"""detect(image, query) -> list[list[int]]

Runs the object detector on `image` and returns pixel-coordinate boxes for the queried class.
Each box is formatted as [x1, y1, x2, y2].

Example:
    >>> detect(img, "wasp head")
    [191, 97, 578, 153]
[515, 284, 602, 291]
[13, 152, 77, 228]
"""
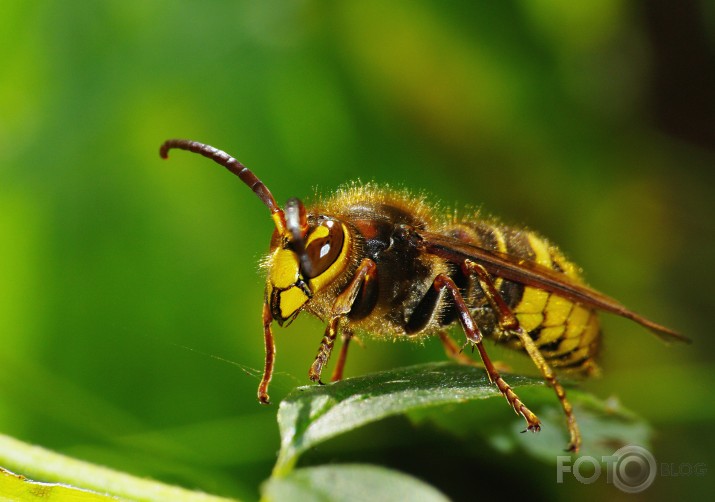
[158, 139, 351, 326]
[266, 197, 349, 325]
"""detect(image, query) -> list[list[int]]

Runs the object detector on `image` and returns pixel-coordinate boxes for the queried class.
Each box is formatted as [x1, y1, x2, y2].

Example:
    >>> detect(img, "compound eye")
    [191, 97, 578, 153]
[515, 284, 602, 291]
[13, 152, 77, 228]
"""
[303, 219, 344, 279]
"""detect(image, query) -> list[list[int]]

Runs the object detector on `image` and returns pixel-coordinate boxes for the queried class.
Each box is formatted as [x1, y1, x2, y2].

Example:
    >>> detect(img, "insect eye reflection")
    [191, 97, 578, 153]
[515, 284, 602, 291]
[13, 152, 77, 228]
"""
[303, 220, 344, 279]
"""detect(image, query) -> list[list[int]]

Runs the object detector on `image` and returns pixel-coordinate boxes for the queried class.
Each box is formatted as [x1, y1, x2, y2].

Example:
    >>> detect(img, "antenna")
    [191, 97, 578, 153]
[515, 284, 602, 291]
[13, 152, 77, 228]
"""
[159, 139, 286, 233]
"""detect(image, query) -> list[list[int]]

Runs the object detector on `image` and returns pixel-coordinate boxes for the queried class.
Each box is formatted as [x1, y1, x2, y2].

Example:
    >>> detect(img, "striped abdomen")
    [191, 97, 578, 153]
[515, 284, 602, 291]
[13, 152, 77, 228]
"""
[444, 220, 600, 374]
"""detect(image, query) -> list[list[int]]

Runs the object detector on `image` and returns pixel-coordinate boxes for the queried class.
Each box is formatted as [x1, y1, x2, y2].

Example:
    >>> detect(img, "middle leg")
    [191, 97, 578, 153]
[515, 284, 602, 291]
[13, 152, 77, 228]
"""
[439, 331, 512, 373]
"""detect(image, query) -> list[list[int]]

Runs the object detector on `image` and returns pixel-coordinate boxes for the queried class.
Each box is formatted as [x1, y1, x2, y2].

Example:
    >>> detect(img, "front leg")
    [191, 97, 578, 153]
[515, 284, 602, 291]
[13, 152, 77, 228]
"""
[308, 258, 377, 384]
[309, 316, 340, 384]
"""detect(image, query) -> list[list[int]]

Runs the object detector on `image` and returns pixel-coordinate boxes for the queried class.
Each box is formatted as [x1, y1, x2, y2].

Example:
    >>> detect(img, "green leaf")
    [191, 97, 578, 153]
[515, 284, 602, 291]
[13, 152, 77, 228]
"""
[274, 362, 650, 475]
[1, 467, 115, 502]
[274, 361, 540, 474]
[261, 464, 449, 502]
[409, 390, 651, 462]
[0, 434, 238, 502]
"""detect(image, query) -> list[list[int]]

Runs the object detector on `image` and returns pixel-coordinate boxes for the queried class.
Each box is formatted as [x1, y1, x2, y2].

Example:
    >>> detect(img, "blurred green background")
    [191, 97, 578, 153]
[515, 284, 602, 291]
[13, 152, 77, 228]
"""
[1, 1, 714, 500]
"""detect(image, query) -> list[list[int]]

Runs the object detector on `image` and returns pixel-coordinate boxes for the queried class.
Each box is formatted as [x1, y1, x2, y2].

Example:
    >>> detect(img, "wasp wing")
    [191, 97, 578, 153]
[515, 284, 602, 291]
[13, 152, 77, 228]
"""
[422, 232, 689, 343]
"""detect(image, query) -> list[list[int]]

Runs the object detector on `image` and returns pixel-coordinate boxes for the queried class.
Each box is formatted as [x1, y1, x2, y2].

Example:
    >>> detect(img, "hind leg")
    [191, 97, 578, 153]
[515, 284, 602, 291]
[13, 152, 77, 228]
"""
[407, 274, 541, 434]
[462, 259, 581, 452]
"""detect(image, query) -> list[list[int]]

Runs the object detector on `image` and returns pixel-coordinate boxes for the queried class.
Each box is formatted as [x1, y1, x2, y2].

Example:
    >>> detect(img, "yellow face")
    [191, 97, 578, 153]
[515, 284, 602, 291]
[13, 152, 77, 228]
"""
[266, 219, 350, 325]
[267, 247, 311, 324]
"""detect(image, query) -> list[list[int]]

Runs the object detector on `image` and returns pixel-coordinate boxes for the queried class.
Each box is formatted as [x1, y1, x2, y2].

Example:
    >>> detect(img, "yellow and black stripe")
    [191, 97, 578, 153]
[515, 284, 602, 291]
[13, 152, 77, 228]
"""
[445, 220, 600, 374]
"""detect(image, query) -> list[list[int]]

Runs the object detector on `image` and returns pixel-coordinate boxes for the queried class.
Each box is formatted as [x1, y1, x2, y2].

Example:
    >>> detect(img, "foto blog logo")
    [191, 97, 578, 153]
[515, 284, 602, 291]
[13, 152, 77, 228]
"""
[556, 445, 657, 493]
